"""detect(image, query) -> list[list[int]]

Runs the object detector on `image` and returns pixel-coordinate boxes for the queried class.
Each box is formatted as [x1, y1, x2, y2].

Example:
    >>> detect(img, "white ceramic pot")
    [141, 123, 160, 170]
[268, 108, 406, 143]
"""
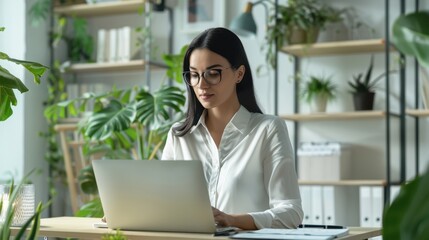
[310, 94, 328, 113]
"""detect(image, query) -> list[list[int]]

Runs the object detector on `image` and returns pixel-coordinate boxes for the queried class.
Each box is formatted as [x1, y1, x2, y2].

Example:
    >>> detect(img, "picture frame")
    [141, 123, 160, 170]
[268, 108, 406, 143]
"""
[182, 0, 225, 34]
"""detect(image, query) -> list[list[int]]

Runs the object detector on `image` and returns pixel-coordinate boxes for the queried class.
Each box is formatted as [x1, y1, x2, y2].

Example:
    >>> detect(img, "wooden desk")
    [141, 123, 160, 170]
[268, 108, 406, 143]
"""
[11, 217, 382, 240]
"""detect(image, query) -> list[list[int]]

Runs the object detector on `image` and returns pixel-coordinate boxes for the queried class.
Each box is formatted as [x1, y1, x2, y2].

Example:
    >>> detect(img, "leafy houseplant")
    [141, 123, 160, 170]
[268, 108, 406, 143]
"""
[381, 10, 429, 240]
[0, 27, 48, 121]
[348, 55, 394, 111]
[265, 0, 343, 68]
[302, 75, 336, 112]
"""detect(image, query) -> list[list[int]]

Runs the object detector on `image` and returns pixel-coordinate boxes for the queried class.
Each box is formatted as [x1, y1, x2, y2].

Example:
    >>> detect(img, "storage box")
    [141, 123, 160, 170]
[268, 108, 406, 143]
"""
[297, 142, 351, 181]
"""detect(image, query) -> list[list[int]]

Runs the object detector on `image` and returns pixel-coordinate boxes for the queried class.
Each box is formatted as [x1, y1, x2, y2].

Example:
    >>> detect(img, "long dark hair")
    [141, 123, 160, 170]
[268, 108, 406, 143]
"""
[173, 27, 263, 136]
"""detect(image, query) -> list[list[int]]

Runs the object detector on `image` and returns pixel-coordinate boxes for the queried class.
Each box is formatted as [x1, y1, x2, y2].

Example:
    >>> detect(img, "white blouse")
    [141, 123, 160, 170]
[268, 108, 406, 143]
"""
[161, 106, 303, 229]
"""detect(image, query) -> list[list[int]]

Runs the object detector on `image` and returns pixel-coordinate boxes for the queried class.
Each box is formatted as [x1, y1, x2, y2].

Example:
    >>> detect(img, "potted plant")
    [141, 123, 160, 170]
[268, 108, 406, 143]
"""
[265, 0, 344, 68]
[302, 75, 336, 113]
[348, 55, 393, 111]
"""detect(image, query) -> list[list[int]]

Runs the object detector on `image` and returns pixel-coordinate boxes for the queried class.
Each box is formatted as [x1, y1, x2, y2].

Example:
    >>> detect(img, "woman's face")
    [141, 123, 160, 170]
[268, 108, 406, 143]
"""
[188, 48, 244, 110]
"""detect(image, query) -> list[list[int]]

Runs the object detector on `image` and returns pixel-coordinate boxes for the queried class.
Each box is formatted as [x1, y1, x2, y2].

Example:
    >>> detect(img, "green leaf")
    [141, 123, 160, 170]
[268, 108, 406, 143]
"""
[0, 88, 14, 121]
[78, 165, 98, 195]
[6, 57, 48, 84]
[85, 100, 137, 140]
[0, 66, 29, 93]
[383, 167, 429, 240]
[392, 11, 429, 68]
[75, 198, 104, 217]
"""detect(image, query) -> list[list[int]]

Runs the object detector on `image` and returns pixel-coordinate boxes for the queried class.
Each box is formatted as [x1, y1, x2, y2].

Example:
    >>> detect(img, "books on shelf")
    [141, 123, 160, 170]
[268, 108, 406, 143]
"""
[96, 26, 141, 63]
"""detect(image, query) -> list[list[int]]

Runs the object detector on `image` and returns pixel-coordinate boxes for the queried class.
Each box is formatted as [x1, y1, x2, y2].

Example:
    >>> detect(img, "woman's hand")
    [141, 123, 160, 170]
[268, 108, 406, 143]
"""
[212, 207, 257, 230]
[212, 207, 235, 227]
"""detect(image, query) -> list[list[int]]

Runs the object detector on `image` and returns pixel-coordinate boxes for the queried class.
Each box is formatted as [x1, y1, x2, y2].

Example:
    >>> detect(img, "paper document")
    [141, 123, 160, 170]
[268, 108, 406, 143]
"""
[231, 227, 349, 240]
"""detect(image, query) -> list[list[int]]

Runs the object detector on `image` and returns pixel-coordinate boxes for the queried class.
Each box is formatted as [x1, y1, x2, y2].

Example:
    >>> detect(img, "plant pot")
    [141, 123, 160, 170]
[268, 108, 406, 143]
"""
[286, 26, 320, 45]
[310, 94, 328, 113]
[353, 92, 375, 111]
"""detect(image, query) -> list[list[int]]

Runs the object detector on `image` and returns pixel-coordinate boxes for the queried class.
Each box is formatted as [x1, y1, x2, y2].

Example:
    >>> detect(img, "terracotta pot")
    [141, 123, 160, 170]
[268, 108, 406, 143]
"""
[353, 92, 375, 111]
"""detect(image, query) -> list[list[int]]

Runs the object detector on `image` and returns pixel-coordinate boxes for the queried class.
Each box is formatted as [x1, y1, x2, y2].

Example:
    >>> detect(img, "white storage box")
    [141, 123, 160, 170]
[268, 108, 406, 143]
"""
[297, 142, 351, 181]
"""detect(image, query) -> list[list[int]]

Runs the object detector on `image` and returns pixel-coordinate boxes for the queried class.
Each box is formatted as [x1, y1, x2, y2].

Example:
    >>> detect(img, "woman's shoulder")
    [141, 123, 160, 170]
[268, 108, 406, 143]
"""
[249, 112, 287, 129]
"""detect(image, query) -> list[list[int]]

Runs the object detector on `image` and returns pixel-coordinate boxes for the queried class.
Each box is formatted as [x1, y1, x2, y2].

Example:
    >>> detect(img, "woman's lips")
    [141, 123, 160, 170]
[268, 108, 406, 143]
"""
[199, 93, 214, 100]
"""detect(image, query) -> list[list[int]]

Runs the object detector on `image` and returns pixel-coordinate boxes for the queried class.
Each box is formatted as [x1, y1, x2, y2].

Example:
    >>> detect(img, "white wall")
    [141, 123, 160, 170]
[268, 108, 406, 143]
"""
[0, 0, 50, 216]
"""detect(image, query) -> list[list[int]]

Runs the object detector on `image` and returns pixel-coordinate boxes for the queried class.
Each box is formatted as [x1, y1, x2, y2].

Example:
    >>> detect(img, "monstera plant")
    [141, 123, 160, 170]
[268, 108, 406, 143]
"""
[382, 11, 429, 240]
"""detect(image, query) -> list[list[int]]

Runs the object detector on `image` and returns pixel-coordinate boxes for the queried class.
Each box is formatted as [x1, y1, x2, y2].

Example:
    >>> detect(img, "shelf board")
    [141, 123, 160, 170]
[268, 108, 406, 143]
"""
[298, 179, 386, 186]
[280, 39, 393, 57]
[54, 0, 144, 17]
[406, 109, 429, 117]
[280, 110, 386, 121]
[66, 60, 163, 73]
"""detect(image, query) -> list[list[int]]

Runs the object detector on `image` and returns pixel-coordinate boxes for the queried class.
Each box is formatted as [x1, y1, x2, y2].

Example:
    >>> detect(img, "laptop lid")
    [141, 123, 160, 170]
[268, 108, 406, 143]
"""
[92, 160, 216, 233]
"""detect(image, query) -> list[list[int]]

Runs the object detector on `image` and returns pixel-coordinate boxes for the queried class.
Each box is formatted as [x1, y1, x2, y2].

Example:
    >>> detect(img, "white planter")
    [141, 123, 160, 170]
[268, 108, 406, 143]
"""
[310, 94, 328, 113]
[0, 184, 35, 226]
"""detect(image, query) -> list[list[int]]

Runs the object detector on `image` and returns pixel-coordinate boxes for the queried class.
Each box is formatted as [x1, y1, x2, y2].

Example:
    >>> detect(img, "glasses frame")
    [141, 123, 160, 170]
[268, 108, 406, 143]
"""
[182, 67, 232, 87]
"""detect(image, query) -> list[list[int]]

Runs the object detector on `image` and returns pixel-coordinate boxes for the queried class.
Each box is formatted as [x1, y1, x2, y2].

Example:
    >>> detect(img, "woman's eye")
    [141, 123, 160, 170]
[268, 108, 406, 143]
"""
[206, 70, 220, 77]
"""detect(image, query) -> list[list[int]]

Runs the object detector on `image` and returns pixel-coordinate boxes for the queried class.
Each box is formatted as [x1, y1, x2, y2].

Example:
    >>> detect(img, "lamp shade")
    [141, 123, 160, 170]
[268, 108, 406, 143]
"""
[229, 2, 257, 37]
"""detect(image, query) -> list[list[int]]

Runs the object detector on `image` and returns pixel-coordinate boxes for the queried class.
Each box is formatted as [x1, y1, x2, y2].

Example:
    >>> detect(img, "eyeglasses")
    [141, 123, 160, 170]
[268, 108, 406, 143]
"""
[182, 67, 231, 87]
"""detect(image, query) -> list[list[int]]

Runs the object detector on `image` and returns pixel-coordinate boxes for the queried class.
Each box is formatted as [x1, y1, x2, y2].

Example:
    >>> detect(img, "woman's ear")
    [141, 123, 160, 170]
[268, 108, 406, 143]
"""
[237, 65, 245, 81]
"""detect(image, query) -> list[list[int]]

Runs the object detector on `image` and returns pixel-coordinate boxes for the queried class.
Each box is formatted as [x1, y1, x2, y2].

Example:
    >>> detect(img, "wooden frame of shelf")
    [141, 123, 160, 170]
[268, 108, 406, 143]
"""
[66, 60, 164, 73]
[280, 39, 393, 57]
[54, 0, 144, 17]
[280, 110, 386, 121]
[406, 109, 429, 117]
[298, 179, 386, 186]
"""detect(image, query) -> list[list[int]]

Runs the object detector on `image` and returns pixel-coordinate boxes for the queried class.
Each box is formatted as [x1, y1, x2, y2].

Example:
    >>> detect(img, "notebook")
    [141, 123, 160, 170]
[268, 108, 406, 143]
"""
[92, 159, 220, 233]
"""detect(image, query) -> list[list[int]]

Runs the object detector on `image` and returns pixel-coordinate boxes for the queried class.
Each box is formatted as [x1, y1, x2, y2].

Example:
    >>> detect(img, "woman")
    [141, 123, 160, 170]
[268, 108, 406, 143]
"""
[161, 27, 303, 230]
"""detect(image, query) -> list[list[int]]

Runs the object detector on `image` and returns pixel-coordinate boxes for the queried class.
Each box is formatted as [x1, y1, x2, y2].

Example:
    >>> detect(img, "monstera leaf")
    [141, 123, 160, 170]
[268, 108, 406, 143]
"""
[392, 11, 429, 68]
[136, 85, 185, 129]
[383, 167, 429, 240]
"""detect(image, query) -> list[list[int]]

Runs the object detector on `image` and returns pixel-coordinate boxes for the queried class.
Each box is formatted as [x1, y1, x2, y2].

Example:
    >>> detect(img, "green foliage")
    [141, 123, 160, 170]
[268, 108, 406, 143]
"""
[302, 75, 336, 102]
[382, 167, 429, 240]
[392, 11, 429, 68]
[265, 0, 344, 68]
[0, 27, 48, 121]
[102, 230, 127, 240]
[75, 198, 104, 218]
[162, 45, 188, 83]
[28, 0, 51, 26]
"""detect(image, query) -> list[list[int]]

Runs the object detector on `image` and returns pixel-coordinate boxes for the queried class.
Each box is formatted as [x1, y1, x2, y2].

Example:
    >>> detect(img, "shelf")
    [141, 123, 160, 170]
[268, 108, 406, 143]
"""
[54, 0, 144, 17]
[406, 109, 429, 117]
[280, 111, 386, 121]
[66, 60, 163, 73]
[298, 179, 386, 186]
[280, 39, 393, 57]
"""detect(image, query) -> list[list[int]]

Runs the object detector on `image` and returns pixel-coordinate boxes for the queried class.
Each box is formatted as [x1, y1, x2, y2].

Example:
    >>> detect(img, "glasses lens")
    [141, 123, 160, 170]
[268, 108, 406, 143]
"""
[203, 70, 221, 85]
[183, 72, 199, 86]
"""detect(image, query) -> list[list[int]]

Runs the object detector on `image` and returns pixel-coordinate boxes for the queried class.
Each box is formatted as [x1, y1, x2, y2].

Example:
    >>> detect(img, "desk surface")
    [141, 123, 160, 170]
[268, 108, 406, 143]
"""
[11, 217, 382, 240]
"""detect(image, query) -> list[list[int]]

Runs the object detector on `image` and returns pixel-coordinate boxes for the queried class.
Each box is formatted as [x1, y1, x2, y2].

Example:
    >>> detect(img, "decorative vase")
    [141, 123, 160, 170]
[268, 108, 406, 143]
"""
[0, 184, 35, 226]
[353, 92, 375, 111]
[310, 94, 328, 113]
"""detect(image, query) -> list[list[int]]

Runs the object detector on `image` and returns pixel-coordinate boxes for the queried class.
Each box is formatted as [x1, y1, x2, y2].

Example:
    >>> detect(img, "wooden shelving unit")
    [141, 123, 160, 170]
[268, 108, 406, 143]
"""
[298, 179, 386, 186]
[280, 39, 394, 57]
[66, 60, 164, 73]
[54, 0, 144, 17]
[280, 110, 386, 121]
[406, 109, 429, 117]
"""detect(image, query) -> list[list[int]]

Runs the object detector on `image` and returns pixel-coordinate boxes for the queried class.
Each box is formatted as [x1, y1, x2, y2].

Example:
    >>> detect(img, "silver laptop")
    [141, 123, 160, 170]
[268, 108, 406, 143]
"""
[92, 159, 217, 233]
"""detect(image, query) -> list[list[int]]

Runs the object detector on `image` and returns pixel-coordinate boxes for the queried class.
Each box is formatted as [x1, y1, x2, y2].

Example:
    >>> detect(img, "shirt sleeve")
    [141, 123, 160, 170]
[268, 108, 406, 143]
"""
[249, 117, 303, 229]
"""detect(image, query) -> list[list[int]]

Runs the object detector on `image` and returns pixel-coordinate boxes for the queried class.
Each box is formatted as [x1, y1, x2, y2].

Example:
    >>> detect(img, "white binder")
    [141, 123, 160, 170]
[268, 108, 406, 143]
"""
[311, 186, 323, 224]
[371, 187, 383, 227]
[322, 186, 335, 225]
[359, 186, 372, 227]
[300, 186, 313, 224]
